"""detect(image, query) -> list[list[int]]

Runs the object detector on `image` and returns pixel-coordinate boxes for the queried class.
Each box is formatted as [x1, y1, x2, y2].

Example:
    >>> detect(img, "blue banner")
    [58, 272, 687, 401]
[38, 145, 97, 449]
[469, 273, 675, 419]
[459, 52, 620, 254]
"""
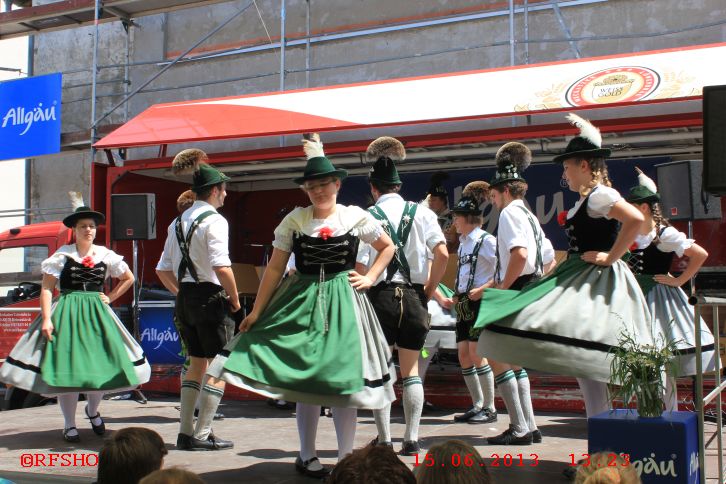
[0, 73, 61, 161]
[339, 157, 669, 250]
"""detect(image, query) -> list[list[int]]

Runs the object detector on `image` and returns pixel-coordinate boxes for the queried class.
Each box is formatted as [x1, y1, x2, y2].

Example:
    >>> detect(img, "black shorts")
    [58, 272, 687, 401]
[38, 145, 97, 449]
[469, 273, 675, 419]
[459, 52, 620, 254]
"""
[511, 273, 540, 291]
[454, 294, 481, 343]
[175, 282, 234, 358]
[368, 282, 430, 351]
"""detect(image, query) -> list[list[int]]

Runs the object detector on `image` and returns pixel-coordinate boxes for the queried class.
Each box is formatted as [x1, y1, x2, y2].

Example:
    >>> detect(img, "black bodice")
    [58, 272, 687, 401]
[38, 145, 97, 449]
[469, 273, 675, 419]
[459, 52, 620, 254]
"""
[292, 232, 359, 275]
[565, 192, 620, 254]
[59, 257, 107, 291]
[628, 229, 675, 275]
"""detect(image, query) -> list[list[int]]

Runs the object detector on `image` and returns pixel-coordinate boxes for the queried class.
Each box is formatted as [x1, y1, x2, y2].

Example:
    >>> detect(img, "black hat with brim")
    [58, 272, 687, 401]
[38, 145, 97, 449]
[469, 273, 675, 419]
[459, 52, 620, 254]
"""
[293, 156, 348, 185]
[490, 164, 527, 187]
[63, 206, 105, 228]
[451, 196, 481, 215]
[553, 136, 611, 163]
[626, 185, 660, 204]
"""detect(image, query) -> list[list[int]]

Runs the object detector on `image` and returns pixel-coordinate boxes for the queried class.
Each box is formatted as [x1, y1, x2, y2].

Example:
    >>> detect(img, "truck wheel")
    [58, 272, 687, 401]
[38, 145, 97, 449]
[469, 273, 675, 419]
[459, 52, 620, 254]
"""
[4, 387, 50, 410]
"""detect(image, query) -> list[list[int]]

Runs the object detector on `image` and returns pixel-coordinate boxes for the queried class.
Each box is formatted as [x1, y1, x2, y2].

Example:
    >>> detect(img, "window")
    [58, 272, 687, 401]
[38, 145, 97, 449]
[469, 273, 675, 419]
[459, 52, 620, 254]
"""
[0, 245, 49, 307]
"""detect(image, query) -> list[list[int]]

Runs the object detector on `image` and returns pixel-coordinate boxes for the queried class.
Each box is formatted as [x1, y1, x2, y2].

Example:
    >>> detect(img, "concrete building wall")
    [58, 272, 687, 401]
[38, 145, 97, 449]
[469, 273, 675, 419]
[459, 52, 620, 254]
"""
[27, 0, 726, 217]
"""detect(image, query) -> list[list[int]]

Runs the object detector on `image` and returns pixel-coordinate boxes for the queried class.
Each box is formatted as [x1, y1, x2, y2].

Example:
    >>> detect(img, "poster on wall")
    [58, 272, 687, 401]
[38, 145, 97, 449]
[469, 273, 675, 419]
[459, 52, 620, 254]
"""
[0, 73, 62, 162]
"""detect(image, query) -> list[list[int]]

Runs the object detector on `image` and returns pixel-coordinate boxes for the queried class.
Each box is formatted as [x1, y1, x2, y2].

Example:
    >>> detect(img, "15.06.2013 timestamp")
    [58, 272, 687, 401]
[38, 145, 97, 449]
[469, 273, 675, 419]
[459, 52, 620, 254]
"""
[414, 453, 540, 468]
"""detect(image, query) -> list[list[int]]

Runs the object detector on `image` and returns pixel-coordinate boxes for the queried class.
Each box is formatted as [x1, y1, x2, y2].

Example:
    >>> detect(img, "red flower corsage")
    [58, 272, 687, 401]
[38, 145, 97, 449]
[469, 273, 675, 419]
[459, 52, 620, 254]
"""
[629, 242, 638, 252]
[318, 226, 334, 241]
[81, 255, 95, 268]
[557, 211, 568, 227]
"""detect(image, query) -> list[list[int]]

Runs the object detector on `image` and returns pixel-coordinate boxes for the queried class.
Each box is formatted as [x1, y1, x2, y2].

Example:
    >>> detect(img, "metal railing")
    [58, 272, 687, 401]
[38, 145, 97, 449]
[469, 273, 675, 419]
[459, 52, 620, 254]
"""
[690, 295, 726, 484]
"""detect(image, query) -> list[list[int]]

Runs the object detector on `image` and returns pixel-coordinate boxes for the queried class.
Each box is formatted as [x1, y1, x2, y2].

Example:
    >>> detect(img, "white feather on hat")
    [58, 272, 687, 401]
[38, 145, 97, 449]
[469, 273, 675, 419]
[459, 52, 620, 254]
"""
[302, 133, 325, 160]
[566, 112, 603, 148]
[68, 191, 84, 210]
[635, 167, 658, 193]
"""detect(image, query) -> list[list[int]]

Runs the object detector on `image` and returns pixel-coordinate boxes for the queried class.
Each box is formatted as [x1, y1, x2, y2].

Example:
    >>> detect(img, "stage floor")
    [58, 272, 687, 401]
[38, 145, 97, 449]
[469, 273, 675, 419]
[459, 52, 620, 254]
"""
[0, 398, 723, 483]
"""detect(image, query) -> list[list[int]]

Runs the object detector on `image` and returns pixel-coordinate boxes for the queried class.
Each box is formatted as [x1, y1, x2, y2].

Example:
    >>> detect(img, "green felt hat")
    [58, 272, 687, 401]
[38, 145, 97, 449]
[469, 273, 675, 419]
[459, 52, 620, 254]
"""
[368, 157, 402, 185]
[626, 185, 660, 204]
[63, 206, 105, 228]
[192, 164, 231, 193]
[451, 196, 481, 215]
[293, 156, 348, 185]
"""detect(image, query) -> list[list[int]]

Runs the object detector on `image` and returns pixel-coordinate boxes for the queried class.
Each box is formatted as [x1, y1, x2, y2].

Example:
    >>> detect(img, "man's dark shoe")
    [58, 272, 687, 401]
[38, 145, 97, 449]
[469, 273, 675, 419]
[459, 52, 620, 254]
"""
[369, 436, 393, 448]
[400, 440, 421, 456]
[487, 428, 533, 445]
[532, 429, 542, 443]
[193, 408, 225, 420]
[454, 406, 481, 422]
[295, 456, 330, 479]
[467, 408, 498, 424]
[176, 433, 193, 450]
[422, 400, 439, 413]
[188, 433, 234, 450]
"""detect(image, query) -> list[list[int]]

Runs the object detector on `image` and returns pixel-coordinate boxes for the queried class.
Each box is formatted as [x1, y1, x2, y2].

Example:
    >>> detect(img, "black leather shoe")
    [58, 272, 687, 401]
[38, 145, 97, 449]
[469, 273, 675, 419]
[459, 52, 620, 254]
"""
[369, 436, 393, 448]
[176, 433, 193, 450]
[532, 429, 542, 443]
[193, 408, 225, 420]
[467, 408, 498, 424]
[422, 400, 439, 413]
[189, 434, 234, 450]
[400, 440, 421, 456]
[295, 456, 330, 479]
[454, 406, 481, 422]
[487, 428, 533, 445]
[84, 405, 105, 435]
[62, 427, 80, 443]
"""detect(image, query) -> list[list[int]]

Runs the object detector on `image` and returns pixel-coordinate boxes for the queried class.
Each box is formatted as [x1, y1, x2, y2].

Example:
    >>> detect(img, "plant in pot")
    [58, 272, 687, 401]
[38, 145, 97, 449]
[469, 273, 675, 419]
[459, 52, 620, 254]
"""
[609, 327, 681, 417]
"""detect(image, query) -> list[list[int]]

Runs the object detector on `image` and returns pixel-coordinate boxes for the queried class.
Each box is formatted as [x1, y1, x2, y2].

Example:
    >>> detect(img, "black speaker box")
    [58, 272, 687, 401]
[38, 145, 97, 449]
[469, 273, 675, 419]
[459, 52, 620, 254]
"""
[703, 85, 726, 196]
[655, 160, 722, 221]
[111, 193, 156, 240]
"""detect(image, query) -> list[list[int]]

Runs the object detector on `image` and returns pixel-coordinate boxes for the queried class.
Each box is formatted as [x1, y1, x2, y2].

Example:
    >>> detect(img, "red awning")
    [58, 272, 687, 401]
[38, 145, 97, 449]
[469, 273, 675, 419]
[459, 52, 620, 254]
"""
[94, 42, 726, 150]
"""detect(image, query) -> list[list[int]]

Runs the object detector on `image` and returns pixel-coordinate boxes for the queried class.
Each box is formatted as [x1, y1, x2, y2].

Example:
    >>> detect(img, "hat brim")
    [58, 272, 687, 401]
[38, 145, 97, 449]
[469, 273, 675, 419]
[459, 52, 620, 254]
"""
[368, 175, 402, 185]
[451, 209, 481, 215]
[63, 211, 105, 228]
[293, 169, 348, 185]
[626, 193, 660, 204]
[489, 176, 527, 187]
[553, 148, 611, 164]
[192, 173, 232, 193]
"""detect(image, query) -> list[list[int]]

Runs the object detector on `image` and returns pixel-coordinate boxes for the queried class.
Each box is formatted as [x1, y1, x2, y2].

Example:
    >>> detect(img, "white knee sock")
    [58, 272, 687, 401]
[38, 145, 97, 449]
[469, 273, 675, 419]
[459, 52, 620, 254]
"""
[477, 365, 495, 412]
[664, 377, 678, 412]
[495, 371, 529, 436]
[332, 407, 357, 461]
[179, 380, 201, 436]
[514, 369, 537, 431]
[296, 403, 321, 461]
[403, 376, 424, 442]
[577, 377, 610, 418]
[373, 403, 392, 443]
[462, 366, 484, 410]
[85, 391, 104, 427]
[193, 383, 224, 440]
[58, 393, 80, 432]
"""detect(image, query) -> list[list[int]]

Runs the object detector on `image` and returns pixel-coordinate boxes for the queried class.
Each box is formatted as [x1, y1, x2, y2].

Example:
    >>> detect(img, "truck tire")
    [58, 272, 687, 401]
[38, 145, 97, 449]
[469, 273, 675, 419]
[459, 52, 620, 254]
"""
[3, 387, 50, 410]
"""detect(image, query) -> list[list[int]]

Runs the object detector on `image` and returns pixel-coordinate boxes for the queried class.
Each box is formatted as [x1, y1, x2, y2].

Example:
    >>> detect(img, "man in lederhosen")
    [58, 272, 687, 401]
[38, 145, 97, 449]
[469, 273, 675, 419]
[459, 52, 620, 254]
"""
[156, 149, 240, 451]
[362, 137, 448, 456]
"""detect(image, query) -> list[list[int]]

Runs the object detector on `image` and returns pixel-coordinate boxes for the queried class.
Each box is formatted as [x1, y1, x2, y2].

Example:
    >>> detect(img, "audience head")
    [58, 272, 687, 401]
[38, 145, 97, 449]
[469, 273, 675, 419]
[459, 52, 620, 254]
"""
[415, 440, 492, 484]
[327, 445, 416, 484]
[139, 468, 205, 484]
[97, 427, 168, 484]
[575, 453, 641, 484]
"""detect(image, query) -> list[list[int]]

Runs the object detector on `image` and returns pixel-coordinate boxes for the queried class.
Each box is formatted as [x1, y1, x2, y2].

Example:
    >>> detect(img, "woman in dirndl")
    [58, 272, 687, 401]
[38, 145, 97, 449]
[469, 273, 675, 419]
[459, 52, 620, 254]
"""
[626, 168, 720, 411]
[207, 134, 396, 479]
[0, 203, 150, 442]
[474, 113, 657, 417]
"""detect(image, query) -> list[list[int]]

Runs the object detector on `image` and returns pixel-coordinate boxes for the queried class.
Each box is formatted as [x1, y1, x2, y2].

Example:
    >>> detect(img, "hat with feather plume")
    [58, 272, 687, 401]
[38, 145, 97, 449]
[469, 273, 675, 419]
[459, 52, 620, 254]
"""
[63, 191, 105, 228]
[490, 142, 532, 187]
[553, 113, 611, 163]
[367, 136, 404, 185]
[293, 133, 347, 185]
[626, 167, 660, 203]
[172, 148, 231, 194]
[452, 181, 490, 214]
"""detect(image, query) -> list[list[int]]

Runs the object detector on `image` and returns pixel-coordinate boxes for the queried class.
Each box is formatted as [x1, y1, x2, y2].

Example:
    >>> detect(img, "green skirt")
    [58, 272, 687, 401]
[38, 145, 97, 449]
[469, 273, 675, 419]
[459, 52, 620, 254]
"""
[474, 257, 655, 382]
[0, 291, 150, 394]
[208, 271, 396, 409]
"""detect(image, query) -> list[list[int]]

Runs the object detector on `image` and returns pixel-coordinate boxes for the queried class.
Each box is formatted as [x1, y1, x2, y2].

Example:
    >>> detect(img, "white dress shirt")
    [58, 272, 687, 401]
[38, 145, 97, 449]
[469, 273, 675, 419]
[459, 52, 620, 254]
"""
[456, 227, 497, 294]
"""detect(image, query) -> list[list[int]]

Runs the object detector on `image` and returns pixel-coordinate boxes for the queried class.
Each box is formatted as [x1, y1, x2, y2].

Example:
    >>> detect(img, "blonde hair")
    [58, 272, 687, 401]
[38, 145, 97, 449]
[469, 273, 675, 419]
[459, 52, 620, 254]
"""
[575, 453, 641, 484]
[578, 157, 612, 196]
[415, 440, 492, 484]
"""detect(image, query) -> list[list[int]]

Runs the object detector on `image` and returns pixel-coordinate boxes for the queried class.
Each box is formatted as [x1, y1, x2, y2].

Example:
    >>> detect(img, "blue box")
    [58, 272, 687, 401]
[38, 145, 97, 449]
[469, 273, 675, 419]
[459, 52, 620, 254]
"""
[138, 302, 185, 365]
[588, 409, 700, 483]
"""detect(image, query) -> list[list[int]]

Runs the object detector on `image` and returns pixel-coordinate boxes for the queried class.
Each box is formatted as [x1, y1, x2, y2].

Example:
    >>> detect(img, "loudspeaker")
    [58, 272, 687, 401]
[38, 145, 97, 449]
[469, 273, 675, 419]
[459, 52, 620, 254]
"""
[703, 85, 726, 195]
[111, 193, 156, 240]
[655, 160, 722, 221]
